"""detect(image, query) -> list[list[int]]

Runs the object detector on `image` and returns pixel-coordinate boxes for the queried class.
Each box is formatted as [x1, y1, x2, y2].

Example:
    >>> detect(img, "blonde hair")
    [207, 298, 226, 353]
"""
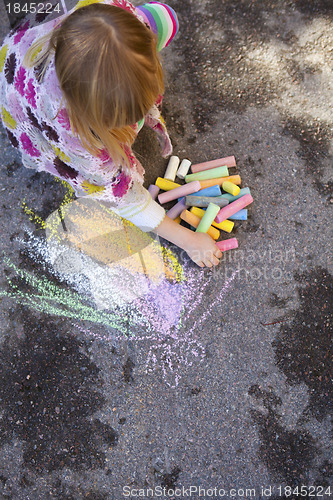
[24, 3, 164, 166]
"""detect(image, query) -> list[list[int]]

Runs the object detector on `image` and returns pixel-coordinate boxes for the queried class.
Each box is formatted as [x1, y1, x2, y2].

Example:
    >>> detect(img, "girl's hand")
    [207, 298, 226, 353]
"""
[184, 231, 222, 268]
[153, 214, 222, 268]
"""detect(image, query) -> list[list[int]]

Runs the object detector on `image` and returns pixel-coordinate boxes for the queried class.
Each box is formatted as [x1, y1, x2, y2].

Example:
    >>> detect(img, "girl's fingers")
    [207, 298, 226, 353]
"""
[204, 259, 213, 268]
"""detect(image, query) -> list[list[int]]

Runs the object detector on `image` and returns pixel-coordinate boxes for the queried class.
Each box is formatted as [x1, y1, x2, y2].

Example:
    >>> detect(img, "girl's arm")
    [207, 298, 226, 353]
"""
[153, 214, 222, 268]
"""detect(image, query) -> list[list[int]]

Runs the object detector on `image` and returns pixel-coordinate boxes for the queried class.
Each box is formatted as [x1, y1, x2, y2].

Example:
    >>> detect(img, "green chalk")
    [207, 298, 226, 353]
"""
[185, 166, 229, 183]
[196, 202, 221, 233]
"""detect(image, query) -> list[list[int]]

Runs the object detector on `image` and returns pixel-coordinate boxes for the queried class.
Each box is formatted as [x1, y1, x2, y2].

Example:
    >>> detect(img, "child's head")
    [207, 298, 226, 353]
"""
[25, 4, 164, 165]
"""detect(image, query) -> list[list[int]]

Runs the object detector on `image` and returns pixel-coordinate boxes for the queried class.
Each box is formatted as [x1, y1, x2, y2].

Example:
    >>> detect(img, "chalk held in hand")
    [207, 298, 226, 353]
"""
[190, 207, 234, 233]
[164, 155, 180, 181]
[191, 156, 236, 173]
[185, 195, 229, 208]
[177, 159, 191, 179]
[196, 203, 220, 233]
[215, 194, 253, 223]
[158, 181, 201, 204]
[222, 181, 240, 196]
[148, 184, 160, 201]
[155, 177, 181, 191]
[185, 166, 229, 183]
[180, 210, 220, 240]
[216, 238, 239, 252]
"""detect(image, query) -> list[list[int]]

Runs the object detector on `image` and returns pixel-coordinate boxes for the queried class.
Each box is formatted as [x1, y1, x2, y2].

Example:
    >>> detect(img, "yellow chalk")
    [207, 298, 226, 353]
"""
[199, 175, 241, 189]
[155, 177, 181, 191]
[174, 216, 181, 224]
[180, 210, 220, 240]
[222, 181, 240, 196]
[190, 207, 234, 233]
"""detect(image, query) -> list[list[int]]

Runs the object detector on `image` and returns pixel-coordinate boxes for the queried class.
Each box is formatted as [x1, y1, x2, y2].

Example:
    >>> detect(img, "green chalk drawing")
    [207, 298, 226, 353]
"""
[1, 256, 132, 334]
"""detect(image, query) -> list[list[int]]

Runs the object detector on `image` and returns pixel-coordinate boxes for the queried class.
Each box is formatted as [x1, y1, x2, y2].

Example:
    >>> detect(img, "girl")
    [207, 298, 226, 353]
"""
[0, 0, 222, 268]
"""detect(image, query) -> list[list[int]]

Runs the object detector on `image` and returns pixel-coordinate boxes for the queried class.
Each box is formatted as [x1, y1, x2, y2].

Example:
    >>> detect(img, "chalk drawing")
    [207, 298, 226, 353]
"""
[2, 182, 239, 387]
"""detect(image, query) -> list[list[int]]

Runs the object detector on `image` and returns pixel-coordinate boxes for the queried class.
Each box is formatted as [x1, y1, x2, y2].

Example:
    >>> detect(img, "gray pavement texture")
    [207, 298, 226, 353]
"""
[0, 0, 332, 499]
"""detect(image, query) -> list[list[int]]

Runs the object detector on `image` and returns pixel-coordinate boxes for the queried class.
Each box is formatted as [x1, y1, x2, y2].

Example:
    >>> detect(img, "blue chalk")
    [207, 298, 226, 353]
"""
[178, 184, 221, 201]
[220, 187, 251, 202]
[228, 209, 248, 220]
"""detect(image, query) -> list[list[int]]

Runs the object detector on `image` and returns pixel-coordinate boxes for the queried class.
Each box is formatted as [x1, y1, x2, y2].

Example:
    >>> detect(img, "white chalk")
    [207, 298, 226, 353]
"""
[177, 159, 191, 180]
[164, 156, 180, 182]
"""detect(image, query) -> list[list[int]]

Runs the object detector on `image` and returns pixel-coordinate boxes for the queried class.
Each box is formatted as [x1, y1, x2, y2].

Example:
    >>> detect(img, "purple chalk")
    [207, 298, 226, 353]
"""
[166, 198, 186, 220]
[148, 184, 160, 201]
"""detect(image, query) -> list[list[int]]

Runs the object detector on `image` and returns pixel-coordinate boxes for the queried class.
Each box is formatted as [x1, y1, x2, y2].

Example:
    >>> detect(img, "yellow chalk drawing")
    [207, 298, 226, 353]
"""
[53, 177, 76, 207]
[1, 106, 17, 130]
[161, 246, 185, 283]
[81, 180, 105, 195]
[0, 44, 8, 72]
[21, 200, 45, 230]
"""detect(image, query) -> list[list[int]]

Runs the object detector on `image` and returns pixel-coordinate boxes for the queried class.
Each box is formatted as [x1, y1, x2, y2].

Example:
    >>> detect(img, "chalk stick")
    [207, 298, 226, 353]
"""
[155, 177, 181, 191]
[177, 184, 222, 201]
[216, 238, 239, 252]
[196, 203, 221, 233]
[228, 209, 248, 220]
[177, 159, 191, 179]
[185, 195, 229, 208]
[185, 166, 229, 183]
[190, 207, 234, 233]
[158, 181, 202, 204]
[148, 184, 160, 201]
[215, 194, 253, 223]
[191, 156, 237, 173]
[180, 210, 220, 240]
[220, 187, 251, 202]
[222, 181, 240, 196]
[164, 155, 180, 181]
[199, 175, 241, 189]
[166, 198, 187, 219]
[189, 185, 222, 198]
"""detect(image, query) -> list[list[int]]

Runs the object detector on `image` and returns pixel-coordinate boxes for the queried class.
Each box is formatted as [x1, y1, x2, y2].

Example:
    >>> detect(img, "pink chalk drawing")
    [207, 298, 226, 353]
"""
[72, 269, 239, 388]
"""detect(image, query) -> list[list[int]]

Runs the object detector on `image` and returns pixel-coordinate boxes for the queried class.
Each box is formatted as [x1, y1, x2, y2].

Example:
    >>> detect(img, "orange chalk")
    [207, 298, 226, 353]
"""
[180, 210, 220, 240]
[199, 175, 241, 190]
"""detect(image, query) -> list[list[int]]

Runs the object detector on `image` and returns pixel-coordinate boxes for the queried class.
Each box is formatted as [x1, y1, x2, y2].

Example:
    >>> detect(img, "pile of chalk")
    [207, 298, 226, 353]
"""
[148, 155, 253, 253]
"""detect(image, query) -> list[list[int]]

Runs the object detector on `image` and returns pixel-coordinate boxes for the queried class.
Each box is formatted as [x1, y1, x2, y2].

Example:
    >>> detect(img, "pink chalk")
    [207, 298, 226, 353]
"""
[216, 238, 238, 252]
[158, 181, 202, 204]
[166, 198, 186, 219]
[215, 194, 253, 223]
[191, 156, 236, 173]
[148, 184, 160, 201]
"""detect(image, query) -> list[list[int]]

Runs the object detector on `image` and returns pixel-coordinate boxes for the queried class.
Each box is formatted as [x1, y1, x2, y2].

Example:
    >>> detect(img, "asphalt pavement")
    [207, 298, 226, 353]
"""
[0, 0, 332, 498]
